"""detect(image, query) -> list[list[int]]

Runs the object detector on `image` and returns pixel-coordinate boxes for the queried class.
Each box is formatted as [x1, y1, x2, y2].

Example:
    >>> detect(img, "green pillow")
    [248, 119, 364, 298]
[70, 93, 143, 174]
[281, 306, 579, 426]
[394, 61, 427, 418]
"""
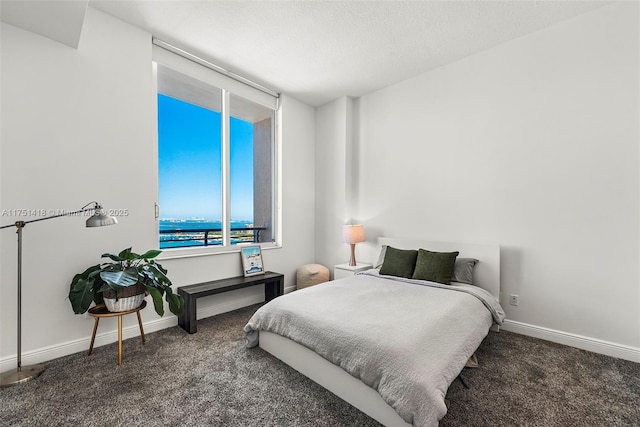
[379, 246, 418, 279]
[412, 249, 459, 284]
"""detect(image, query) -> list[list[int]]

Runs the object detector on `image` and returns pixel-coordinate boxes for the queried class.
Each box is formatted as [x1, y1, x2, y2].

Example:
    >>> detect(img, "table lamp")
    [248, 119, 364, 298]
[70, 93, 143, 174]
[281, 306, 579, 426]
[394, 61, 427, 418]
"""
[343, 224, 366, 266]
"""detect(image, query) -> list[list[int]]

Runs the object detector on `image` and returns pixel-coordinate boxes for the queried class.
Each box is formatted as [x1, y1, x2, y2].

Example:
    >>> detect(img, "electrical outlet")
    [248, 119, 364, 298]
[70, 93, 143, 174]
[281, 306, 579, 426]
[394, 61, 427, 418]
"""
[509, 294, 519, 306]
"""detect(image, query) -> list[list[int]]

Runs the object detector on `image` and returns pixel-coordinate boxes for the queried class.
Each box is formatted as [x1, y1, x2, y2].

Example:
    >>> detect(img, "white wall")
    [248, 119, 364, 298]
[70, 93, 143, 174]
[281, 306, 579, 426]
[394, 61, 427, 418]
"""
[314, 96, 360, 271]
[317, 3, 640, 359]
[0, 7, 316, 369]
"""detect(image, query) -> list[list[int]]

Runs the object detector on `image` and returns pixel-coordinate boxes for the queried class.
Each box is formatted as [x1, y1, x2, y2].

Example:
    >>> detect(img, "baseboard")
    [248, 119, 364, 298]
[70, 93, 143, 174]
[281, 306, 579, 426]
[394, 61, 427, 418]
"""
[501, 320, 640, 363]
[0, 294, 268, 373]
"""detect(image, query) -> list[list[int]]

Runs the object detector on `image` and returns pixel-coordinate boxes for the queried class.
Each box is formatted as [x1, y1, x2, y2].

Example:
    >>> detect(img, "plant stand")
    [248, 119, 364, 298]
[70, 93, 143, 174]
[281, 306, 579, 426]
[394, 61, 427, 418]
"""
[87, 301, 146, 365]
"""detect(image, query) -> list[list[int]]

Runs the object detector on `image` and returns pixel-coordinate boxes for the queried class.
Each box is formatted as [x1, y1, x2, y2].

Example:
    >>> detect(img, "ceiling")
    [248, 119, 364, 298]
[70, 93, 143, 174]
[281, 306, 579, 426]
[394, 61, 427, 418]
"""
[0, 0, 88, 48]
[4, 1, 610, 107]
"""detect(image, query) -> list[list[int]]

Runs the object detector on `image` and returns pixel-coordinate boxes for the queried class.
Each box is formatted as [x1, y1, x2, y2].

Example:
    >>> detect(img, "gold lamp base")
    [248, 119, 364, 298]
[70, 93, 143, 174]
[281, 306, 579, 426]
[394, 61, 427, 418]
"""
[348, 243, 357, 266]
[0, 364, 46, 388]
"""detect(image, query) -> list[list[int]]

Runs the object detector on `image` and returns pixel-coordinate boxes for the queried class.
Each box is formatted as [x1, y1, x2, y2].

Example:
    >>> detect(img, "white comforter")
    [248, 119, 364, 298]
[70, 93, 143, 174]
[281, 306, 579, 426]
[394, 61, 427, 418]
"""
[244, 270, 506, 427]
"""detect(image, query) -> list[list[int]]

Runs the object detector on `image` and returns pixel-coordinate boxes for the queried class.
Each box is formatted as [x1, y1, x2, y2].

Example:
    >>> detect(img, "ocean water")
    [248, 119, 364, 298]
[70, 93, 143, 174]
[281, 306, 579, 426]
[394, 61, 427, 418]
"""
[159, 219, 256, 249]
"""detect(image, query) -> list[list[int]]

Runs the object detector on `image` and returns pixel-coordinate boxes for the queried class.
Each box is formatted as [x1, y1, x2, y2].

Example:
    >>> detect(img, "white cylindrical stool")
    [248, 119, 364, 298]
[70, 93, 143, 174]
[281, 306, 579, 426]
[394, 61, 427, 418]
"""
[296, 264, 330, 289]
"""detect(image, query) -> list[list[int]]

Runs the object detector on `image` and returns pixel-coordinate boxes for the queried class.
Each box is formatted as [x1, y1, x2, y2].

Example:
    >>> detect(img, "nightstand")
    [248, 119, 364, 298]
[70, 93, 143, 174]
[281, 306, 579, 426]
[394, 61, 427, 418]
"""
[333, 263, 373, 280]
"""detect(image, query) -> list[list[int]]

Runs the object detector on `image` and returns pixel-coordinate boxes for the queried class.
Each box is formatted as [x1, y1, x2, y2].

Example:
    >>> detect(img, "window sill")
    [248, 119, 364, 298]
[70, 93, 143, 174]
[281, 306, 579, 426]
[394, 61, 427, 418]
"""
[157, 242, 281, 261]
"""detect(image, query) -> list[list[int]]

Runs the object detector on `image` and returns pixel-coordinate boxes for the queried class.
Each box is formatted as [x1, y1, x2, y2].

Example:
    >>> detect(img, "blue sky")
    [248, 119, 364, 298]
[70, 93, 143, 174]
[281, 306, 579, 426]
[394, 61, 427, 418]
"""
[158, 94, 254, 220]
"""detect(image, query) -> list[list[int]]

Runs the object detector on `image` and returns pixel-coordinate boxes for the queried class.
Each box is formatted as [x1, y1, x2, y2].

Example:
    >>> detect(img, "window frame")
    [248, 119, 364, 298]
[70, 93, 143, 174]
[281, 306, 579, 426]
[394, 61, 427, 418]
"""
[152, 49, 282, 259]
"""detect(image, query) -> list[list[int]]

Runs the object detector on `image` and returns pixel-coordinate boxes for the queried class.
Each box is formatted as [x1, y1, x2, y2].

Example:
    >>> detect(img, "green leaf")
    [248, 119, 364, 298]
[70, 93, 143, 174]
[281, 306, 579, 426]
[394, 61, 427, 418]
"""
[101, 253, 123, 262]
[166, 292, 184, 317]
[152, 261, 168, 275]
[146, 286, 164, 317]
[69, 277, 97, 314]
[87, 270, 102, 279]
[144, 264, 171, 285]
[69, 264, 101, 291]
[100, 268, 139, 287]
[139, 249, 162, 260]
[118, 247, 133, 260]
[138, 268, 155, 281]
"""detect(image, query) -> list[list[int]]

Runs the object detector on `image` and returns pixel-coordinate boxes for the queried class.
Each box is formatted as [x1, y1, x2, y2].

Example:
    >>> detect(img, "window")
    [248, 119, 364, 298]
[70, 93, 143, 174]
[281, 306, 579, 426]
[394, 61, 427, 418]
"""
[154, 43, 279, 251]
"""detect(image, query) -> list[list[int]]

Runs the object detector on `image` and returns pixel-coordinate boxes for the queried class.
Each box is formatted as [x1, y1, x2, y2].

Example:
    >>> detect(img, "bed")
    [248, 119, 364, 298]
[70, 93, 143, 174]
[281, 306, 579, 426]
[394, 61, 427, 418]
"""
[244, 238, 506, 427]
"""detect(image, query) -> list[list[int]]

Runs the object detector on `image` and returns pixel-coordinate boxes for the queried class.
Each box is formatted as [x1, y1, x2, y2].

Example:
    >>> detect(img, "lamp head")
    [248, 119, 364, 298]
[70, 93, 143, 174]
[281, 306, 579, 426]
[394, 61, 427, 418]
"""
[85, 203, 118, 227]
[343, 224, 365, 244]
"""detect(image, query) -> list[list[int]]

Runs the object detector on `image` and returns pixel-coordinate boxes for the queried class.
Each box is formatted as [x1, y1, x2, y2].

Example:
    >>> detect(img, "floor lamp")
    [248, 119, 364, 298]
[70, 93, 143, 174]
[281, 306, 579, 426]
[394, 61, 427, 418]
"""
[0, 201, 117, 388]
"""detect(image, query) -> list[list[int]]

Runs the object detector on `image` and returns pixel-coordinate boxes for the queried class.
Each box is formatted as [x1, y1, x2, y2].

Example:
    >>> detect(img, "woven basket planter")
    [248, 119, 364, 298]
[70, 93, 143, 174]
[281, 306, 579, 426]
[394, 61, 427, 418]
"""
[103, 282, 146, 312]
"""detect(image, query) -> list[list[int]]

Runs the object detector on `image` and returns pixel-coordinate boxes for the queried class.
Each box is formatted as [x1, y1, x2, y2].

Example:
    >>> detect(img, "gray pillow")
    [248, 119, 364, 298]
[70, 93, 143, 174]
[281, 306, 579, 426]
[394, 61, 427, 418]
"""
[451, 258, 478, 285]
[374, 245, 387, 268]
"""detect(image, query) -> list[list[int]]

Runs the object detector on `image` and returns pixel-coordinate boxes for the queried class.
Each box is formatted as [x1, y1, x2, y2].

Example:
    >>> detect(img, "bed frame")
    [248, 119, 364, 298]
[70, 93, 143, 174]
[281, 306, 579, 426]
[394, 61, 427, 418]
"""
[259, 238, 501, 427]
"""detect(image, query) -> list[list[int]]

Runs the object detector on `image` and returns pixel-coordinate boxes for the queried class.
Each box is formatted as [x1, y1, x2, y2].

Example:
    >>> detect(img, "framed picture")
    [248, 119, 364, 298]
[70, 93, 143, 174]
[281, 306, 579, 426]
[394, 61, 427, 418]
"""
[240, 245, 265, 277]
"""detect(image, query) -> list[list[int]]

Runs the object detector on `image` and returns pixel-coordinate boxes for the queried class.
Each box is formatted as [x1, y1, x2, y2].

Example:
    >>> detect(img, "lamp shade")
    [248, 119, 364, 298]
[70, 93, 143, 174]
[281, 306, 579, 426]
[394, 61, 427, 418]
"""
[85, 204, 118, 227]
[343, 224, 365, 244]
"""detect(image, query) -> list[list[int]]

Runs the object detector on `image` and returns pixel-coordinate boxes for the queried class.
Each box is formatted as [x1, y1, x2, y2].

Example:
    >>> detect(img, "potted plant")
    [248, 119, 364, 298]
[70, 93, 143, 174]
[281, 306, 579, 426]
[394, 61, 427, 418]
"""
[68, 247, 184, 317]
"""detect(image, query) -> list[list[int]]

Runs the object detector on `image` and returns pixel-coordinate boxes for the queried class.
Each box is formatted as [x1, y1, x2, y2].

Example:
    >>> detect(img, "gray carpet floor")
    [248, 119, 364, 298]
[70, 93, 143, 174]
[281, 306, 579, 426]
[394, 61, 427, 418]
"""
[1, 304, 638, 427]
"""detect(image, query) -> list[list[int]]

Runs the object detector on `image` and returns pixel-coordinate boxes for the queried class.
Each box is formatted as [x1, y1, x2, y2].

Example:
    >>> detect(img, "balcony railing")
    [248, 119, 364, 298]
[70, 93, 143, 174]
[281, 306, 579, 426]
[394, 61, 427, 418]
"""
[159, 227, 267, 248]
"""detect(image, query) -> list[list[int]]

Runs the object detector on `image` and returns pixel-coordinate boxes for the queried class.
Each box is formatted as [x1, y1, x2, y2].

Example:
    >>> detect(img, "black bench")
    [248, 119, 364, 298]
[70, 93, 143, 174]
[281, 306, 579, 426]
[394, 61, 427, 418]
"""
[177, 271, 284, 334]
